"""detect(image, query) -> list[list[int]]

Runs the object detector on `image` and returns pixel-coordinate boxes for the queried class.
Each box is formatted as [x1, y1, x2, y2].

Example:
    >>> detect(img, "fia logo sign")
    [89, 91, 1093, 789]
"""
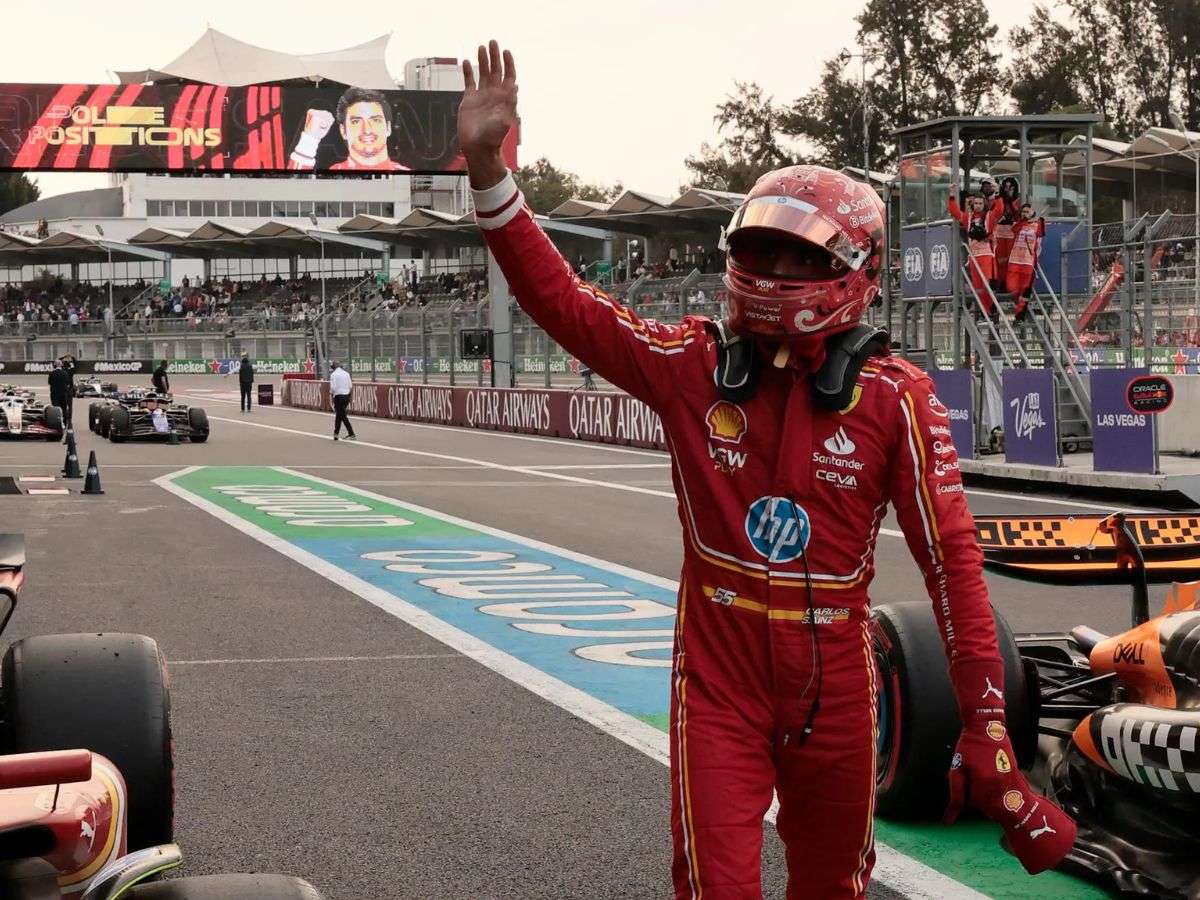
[929, 244, 950, 281]
[903, 247, 924, 282]
[1009, 391, 1047, 440]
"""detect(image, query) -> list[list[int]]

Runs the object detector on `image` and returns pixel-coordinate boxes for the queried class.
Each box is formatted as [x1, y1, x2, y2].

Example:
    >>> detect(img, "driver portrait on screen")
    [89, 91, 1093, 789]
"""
[288, 87, 409, 171]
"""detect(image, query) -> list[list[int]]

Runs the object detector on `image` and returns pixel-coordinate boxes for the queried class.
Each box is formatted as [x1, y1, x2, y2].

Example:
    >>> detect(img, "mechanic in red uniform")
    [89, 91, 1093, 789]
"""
[1008, 204, 1046, 323]
[458, 42, 1076, 900]
[948, 192, 1003, 314]
[992, 177, 1022, 284]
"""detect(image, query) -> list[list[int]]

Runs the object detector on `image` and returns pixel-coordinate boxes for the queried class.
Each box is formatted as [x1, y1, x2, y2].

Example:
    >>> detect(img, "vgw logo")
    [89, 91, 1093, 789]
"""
[745, 496, 811, 563]
[903, 247, 924, 282]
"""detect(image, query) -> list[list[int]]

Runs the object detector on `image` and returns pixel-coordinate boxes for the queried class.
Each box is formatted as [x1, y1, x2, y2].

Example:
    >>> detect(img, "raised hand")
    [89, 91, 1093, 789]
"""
[302, 109, 335, 140]
[458, 40, 517, 188]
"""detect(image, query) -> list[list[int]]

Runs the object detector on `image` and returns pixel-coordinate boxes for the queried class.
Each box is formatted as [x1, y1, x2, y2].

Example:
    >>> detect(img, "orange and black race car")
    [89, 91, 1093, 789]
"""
[872, 512, 1200, 898]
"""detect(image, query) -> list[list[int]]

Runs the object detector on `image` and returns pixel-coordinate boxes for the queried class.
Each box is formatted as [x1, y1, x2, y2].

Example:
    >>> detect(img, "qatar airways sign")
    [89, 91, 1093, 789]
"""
[283, 381, 666, 451]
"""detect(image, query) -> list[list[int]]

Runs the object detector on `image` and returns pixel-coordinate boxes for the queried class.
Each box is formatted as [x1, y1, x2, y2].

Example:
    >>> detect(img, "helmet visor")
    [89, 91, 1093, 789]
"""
[727, 196, 871, 272]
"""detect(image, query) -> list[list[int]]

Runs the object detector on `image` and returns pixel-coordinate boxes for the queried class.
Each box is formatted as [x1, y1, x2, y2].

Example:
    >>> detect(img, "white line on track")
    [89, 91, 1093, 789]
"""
[155, 464, 984, 900]
[171, 653, 460, 666]
[208, 414, 911, 538]
[178, 390, 1180, 515]
[206, 415, 686, 501]
[524, 463, 671, 470]
[176, 391, 667, 459]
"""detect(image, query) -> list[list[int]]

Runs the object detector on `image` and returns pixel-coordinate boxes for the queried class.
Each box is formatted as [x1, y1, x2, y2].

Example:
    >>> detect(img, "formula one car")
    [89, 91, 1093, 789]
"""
[0, 389, 63, 441]
[74, 376, 118, 398]
[0, 534, 323, 899]
[873, 512, 1200, 898]
[90, 391, 208, 443]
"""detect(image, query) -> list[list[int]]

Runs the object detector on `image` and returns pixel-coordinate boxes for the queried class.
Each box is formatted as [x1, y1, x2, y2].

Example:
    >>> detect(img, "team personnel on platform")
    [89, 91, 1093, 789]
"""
[457, 41, 1076, 899]
[992, 176, 1022, 284]
[1008, 204, 1046, 323]
[329, 361, 356, 441]
[947, 192, 1002, 312]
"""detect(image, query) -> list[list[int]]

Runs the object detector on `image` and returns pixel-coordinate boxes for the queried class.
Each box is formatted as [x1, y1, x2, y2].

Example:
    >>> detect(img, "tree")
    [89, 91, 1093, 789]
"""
[785, 60, 887, 170]
[1007, 6, 1085, 114]
[682, 82, 801, 192]
[512, 157, 620, 213]
[0, 174, 39, 217]
[1007, 0, 1200, 133]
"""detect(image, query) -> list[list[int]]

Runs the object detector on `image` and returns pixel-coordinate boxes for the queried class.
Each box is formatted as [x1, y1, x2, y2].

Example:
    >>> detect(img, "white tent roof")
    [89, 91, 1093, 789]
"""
[115, 28, 396, 88]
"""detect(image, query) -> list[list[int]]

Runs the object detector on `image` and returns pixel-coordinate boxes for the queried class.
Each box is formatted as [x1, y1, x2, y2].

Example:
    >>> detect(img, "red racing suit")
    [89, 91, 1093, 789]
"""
[992, 197, 1021, 282]
[948, 196, 1002, 312]
[1006, 217, 1045, 300]
[474, 172, 1013, 899]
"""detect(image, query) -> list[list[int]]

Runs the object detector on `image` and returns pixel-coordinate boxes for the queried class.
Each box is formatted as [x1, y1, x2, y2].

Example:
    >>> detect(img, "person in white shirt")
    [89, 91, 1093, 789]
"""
[329, 361, 356, 441]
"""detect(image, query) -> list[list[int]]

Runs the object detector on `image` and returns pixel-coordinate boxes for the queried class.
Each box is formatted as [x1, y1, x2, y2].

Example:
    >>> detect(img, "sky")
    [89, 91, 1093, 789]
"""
[9, 0, 1043, 201]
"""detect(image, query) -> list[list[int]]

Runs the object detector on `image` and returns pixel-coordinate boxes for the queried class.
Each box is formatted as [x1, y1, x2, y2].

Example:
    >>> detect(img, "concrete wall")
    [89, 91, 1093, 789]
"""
[1159, 374, 1200, 452]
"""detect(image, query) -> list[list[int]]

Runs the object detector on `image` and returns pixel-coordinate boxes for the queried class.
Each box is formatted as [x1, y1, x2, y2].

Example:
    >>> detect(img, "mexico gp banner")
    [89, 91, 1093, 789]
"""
[0, 83, 519, 174]
[1002, 368, 1059, 466]
[1090, 368, 1156, 474]
[929, 368, 975, 459]
[283, 381, 667, 451]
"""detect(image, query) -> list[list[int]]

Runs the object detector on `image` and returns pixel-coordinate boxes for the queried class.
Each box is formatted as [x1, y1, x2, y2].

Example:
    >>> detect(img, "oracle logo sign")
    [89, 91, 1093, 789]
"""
[1126, 375, 1173, 414]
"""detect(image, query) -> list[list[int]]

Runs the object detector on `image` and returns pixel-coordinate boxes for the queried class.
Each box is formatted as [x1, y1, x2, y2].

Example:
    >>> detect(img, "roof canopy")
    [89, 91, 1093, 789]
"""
[115, 28, 396, 88]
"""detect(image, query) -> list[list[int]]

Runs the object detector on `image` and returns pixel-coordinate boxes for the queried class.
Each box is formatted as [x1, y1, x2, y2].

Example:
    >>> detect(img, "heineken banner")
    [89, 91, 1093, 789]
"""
[2, 355, 584, 377]
[282, 380, 667, 451]
[0, 358, 154, 375]
[937, 347, 1200, 375]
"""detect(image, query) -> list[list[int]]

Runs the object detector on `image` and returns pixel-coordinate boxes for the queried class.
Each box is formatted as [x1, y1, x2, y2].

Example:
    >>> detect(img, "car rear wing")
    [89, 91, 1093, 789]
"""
[975, 513, 1200, 585]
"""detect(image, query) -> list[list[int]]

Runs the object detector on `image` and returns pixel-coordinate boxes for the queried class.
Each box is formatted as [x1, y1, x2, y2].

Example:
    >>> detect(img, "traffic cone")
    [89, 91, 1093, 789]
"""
[82, 451, 104, 495]
[62, 430, 82, 479]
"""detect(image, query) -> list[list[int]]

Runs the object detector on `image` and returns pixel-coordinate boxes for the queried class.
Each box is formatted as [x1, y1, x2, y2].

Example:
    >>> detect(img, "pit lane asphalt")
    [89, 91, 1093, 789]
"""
[0, 375, 1181, 899]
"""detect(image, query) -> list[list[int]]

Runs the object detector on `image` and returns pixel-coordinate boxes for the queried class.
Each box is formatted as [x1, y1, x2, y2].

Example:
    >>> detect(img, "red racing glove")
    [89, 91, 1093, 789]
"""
[945, 660, 1077, 874]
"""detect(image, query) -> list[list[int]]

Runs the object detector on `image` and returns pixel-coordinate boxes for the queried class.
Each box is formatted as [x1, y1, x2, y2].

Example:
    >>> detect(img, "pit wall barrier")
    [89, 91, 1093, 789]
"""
[282, 380, 668, 451]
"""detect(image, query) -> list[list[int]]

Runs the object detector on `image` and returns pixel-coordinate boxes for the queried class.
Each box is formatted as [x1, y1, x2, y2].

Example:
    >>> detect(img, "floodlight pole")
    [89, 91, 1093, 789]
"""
[320, 235, 327, 373]
[839, 45, 875, 181]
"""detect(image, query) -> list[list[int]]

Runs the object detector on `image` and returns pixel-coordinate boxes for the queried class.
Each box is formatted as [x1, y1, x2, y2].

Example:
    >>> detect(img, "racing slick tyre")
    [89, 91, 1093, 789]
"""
[109, 407, 130, 442]
[187, 407, 209, 443]
[871, 601, 1033, 819]
[126, 875, 324, 899]
[88, 403, 101, 433]
[43, 405, 63, 441]
[1, 633, 174, 851]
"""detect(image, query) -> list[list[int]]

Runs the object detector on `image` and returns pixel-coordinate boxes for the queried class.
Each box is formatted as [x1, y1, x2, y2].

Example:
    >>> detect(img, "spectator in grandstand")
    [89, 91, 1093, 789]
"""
[238, 354, 255, 412]
[1009, 204, 1046, 323]
[948, 192, 1002, 314]
[329, 361, 356, 441]
[152, 360, 170, 395]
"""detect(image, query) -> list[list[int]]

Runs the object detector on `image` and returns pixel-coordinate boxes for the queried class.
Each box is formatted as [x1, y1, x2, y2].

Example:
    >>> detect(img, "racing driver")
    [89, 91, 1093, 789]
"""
[458, 42, 1077, 899]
